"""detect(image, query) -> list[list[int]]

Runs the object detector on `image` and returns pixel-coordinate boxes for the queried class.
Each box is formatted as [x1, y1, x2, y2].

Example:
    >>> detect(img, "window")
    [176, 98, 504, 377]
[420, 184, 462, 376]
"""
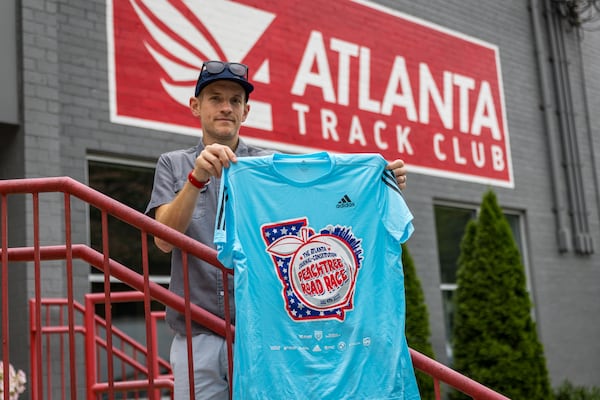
[87, 156, 171, 317]
[434, 203, 527, 361]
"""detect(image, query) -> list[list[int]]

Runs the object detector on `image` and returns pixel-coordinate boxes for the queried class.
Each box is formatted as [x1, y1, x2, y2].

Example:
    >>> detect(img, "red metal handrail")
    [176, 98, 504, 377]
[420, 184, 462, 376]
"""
[29, 295, 173, 399]
[7, 244, 232, 338]
[1, 176, 510, 400]
[84, 292, 173, 398]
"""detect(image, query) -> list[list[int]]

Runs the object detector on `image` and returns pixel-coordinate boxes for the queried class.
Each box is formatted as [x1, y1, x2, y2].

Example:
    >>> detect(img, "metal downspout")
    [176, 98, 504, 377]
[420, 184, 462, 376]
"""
[576, 39, 600, 253]
[529, 0, 571, 252]
[544, 0, 594, 254]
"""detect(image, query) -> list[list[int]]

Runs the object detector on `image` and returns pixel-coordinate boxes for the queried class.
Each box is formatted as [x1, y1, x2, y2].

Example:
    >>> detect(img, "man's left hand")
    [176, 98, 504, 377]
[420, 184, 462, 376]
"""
[386, 159, 407, 190]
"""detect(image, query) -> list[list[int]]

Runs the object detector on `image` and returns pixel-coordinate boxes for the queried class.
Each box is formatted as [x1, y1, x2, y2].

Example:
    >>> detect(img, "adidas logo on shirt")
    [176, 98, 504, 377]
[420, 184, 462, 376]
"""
[336, 194, 355, 208]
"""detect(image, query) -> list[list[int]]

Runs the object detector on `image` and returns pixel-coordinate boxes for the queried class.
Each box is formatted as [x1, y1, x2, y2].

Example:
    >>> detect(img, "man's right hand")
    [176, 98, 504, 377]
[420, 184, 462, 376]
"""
[193, 143, 238, 182]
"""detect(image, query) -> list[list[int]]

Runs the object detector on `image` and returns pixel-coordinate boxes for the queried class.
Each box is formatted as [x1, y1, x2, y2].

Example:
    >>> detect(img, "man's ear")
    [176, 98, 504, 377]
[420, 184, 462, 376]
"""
[241, 103, 250, 122]
[189, 96, 201, 116]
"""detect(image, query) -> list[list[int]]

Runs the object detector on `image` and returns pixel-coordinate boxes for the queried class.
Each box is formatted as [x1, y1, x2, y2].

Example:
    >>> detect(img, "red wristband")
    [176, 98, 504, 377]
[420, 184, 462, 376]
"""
[188, 170, 209, 189]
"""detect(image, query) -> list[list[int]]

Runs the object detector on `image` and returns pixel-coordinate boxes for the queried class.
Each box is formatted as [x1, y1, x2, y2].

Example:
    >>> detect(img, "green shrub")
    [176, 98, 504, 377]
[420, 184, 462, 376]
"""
[554, 381, 600, 400]
[450, 190, 552, 400]
[403, 243, 435, 400]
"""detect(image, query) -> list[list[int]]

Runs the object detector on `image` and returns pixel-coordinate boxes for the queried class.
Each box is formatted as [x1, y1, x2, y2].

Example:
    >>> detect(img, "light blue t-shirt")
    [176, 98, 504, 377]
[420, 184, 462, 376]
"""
[215, 152, 420, 400]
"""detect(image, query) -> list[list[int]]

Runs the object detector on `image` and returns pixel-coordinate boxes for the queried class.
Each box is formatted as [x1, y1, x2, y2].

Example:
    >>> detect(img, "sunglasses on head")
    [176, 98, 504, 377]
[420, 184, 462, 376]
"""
[201, 61, 249, 79]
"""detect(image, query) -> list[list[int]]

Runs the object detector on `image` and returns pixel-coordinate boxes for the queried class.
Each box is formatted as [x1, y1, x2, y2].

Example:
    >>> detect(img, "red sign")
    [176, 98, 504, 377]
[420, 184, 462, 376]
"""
[108, 0, 513, 187]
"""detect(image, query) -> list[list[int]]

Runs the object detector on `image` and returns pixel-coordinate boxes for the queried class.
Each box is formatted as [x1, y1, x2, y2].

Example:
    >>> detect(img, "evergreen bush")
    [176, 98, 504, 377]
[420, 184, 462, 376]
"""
[554, 381, 600, 400]
[450, 190, 552, 399]
[402, 243, 436, 400]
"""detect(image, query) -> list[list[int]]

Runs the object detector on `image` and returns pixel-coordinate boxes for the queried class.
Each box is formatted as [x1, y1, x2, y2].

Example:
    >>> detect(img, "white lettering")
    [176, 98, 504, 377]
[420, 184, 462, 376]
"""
[453, 137, 467, 165]
[330, 38, 359, 106]
[433, 133, 447, 161]
[471, 81, 501, 139]
[396, 125, 413, 155]
[491, 145, 505, 170]
[291, 31, 336, 103]
[289, 33, 508, 178]
[472, 141, 485, 168]
[433, 133, 506, 170]
[381, 56, 417, 120]
[348, 116, 367, 146]
[453, 74, 475, 133]
[292, 102, 310, 135]
[373, 120, 388, 150]
[419, 64, 453, 129]
[321, 108, 339, 141]
[358, 47, 381, 113]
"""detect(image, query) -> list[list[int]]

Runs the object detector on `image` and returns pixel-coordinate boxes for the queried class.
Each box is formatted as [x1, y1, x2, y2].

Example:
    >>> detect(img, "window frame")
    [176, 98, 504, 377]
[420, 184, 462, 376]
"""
[86, 153, 171, 289]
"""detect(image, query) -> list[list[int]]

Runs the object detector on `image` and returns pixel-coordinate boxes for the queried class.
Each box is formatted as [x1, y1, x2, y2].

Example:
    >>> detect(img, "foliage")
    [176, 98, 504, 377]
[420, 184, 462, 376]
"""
[554, 381, 600, 400]
[402, 243, 436, 400]
[450, 190, 552, 400]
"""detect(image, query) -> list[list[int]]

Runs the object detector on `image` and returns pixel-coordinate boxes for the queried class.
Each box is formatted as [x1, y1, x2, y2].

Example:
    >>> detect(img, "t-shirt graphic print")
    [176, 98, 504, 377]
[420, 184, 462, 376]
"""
[215, 152, 421, 400]
[264, 221, 362, 322]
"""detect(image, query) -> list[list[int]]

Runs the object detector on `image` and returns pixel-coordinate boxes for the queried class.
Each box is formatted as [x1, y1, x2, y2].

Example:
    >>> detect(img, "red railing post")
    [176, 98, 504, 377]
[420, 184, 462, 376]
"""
[1, 193, 9, 400]
[150, 311, 162, 400]
[84, 295, 97, 399]
[32, 192, 45, 400]
[140, 231, 158, 400]
[63, 192, 78, 400]
[28, 299, 39, 400]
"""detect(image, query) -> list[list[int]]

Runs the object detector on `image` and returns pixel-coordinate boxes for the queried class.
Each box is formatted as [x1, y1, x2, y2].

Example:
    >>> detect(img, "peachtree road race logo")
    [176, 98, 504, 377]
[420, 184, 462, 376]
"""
[262, 219, 363, 321]
[107, 0, 513, 187]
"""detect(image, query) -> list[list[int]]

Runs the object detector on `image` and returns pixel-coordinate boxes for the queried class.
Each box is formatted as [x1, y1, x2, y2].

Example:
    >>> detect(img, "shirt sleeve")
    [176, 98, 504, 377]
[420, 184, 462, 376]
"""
[145, 153, 178, 218]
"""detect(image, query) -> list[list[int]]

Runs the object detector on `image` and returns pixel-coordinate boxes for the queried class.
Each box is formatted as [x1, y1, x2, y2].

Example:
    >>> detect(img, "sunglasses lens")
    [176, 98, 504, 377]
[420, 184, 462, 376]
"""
[203, 61, 248, 77]
[228, 63, 248, 77]
[204, 61, 226, 74]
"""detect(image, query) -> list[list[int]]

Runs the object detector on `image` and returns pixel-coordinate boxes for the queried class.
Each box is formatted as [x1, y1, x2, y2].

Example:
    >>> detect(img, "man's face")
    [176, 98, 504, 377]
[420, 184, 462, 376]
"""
[191, 80, 250, 145]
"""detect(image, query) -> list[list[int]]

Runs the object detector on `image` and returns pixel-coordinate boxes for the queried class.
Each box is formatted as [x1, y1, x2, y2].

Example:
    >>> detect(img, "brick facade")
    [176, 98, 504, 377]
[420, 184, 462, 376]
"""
[4, 0, 600, 389]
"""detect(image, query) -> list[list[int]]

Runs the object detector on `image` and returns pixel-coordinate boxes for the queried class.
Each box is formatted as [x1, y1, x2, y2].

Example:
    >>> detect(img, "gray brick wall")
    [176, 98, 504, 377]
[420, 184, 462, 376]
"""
[8, 0, 600, 391]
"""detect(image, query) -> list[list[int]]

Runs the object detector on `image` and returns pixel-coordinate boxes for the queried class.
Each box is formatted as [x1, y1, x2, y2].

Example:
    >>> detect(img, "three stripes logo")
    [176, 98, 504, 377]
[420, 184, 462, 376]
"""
[336, 194, 355, 209]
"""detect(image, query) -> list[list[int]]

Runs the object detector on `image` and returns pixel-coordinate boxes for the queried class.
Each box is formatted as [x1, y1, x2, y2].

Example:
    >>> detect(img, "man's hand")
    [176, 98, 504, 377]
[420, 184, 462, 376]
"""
[192, 143, 238, 182]
[386, 159, 408, 190]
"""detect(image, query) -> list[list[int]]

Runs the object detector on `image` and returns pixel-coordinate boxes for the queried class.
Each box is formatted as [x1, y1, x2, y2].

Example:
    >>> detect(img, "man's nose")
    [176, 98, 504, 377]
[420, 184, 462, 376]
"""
[220, 101, 233, 112]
